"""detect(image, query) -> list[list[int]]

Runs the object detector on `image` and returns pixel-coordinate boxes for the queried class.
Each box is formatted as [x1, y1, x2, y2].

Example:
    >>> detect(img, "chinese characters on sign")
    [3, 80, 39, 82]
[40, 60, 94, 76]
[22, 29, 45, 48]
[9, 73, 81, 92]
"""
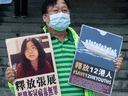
[72, 60, 114, 86]
[15, 74, 58, 96]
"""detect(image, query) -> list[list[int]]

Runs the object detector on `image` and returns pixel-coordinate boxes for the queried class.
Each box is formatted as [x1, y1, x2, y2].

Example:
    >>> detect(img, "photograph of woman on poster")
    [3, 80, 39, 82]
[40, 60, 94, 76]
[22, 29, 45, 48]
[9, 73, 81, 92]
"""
[16, 38, 53, 79]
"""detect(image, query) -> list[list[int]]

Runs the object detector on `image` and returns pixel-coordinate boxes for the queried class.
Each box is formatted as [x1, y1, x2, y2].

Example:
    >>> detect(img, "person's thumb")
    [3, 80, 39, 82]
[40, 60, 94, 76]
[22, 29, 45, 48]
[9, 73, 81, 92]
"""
[8, 62, 10, 67]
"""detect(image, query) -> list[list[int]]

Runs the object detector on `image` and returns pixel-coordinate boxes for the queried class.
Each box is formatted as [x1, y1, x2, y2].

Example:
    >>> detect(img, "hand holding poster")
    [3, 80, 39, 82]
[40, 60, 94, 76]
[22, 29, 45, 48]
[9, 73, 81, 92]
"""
[0, 0, 12, 4]
[69, 24, 123, 96]
[6, 33, 61, 96]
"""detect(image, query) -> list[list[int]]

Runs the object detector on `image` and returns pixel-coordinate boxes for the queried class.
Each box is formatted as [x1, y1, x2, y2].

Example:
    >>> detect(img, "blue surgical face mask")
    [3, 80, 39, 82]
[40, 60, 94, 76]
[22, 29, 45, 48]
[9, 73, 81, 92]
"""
[47, 12, 71, 31]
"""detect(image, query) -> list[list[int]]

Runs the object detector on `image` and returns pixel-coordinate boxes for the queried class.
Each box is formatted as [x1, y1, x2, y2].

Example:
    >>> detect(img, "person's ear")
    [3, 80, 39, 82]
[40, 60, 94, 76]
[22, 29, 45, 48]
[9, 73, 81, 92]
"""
[42, 14, 47, 22]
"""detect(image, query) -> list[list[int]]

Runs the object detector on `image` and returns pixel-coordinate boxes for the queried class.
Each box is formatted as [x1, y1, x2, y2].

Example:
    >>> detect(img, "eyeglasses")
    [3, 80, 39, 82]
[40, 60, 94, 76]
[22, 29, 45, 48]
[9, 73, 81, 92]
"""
[25, 46, 37, 53]
[47, 9, 70, 14]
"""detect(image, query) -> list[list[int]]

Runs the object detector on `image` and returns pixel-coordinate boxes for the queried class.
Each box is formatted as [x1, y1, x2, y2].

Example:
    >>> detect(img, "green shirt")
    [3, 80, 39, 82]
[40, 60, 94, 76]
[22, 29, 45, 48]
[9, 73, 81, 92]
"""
[8, 26, 95, 96]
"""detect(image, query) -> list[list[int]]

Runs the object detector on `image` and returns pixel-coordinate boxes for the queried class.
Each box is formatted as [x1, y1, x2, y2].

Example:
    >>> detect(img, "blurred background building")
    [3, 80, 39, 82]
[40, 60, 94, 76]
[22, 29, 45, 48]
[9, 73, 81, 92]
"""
[0, 0, 128, 95]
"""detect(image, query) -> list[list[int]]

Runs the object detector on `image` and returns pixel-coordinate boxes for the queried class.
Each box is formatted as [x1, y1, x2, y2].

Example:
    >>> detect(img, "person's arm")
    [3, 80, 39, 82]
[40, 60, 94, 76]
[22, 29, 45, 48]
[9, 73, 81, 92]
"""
[84, 88, 95, 96]
[8, 82, 15, 94]
[5, 62, 16, 94]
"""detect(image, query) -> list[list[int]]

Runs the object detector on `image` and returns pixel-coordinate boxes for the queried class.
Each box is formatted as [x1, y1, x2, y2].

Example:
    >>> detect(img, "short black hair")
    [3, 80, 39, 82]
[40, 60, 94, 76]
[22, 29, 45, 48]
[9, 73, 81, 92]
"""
[21, 38, 46, 72]
[42, 0, 71, 15]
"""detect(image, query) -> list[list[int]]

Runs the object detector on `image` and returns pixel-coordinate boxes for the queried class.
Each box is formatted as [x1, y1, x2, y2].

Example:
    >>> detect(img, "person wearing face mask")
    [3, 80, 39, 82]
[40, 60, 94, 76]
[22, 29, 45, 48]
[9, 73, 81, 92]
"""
[5, 0, 123, 96]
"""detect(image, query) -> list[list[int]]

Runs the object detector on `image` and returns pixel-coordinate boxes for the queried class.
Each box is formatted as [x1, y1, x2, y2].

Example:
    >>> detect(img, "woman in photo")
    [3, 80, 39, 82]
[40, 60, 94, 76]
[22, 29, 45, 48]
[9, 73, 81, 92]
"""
[16, 38, 53, 79]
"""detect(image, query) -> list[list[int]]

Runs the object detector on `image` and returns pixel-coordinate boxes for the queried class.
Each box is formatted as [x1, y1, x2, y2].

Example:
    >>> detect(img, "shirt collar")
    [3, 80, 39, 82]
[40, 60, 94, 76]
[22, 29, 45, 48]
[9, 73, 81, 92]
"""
[44, 26, 74, 42]
[67, 29, 74, 42]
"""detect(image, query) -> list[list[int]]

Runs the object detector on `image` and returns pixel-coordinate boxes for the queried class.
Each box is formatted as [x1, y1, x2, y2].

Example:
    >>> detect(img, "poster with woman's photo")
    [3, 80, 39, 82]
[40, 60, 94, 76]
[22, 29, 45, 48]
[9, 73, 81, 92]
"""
[6, 33, 61, 96]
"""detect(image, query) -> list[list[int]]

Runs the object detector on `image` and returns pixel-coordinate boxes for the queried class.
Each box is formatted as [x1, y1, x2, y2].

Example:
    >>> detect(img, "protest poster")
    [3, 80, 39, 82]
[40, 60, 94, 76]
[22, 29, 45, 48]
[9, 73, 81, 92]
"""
[69, 24, 123, 96]
[0, 0, 12, 4]
[6, 33, 61, 96]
